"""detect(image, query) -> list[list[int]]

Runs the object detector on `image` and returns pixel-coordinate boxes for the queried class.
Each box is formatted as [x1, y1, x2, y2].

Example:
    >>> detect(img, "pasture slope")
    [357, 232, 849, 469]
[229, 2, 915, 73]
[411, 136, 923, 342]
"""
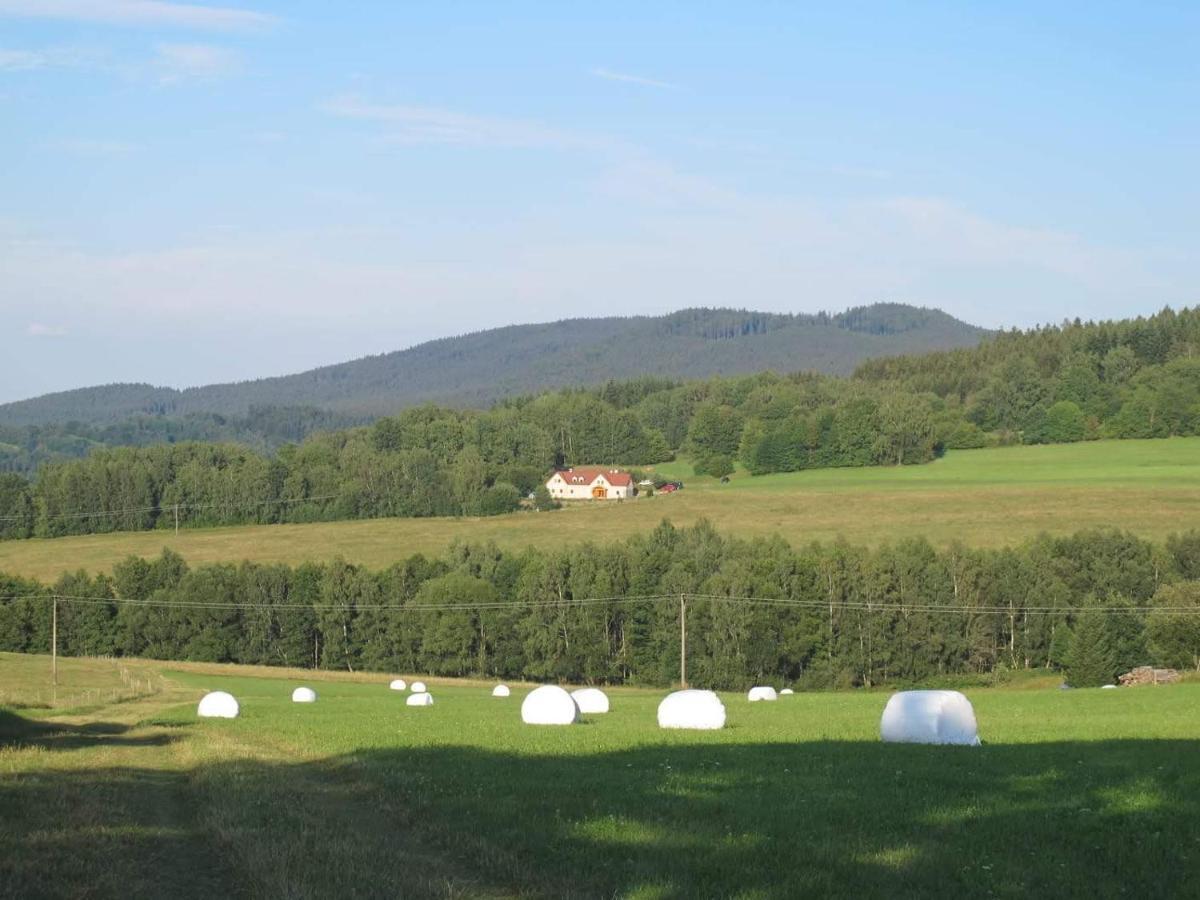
[0, 437, 1198, 582]
[1, 653, 1198, 898]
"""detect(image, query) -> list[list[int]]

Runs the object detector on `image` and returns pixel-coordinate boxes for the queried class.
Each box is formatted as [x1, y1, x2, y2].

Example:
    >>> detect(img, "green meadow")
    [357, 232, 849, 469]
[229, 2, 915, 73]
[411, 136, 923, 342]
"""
[1, 437, 1198, 583]
[2, 653, 1198, 898]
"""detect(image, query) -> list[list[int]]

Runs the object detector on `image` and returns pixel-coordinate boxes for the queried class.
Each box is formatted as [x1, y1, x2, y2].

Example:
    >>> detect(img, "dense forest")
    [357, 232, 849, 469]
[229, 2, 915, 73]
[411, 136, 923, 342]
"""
[0, 406, 362, 478]
[2, 522, 1198, 689]
[1, 306, 1198, 541]
[0, 304, 986, 428]
[693, 304, 1200, 475]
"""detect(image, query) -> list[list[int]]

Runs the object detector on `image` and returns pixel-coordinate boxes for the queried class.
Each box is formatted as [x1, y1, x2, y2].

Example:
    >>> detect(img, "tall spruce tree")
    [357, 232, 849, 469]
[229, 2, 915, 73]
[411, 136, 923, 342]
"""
[1066, 606, 1117, 686]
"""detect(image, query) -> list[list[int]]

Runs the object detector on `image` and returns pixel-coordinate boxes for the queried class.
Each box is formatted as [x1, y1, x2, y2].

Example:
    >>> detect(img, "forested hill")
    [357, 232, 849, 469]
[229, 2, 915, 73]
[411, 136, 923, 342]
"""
[1, 305, 1197, 539]
[0, 304, 985, 426]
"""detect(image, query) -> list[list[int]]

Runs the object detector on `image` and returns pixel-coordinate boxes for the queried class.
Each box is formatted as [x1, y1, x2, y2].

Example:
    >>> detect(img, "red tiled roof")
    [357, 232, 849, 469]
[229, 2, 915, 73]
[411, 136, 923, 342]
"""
[551, 467, 633, 487]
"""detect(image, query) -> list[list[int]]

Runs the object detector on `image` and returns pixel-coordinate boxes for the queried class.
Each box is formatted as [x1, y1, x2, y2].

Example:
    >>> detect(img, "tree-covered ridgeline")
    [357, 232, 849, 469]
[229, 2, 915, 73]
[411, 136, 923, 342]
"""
[1, 306, 1198, 540]
[3, 522, 1199, 689]
[0, 303, 986, 431]
[0, 405, 364, 478]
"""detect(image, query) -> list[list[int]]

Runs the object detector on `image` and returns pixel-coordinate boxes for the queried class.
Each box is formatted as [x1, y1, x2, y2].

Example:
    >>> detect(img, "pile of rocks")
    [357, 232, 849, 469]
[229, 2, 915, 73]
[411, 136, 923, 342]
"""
[1118, 666, 1181, 686]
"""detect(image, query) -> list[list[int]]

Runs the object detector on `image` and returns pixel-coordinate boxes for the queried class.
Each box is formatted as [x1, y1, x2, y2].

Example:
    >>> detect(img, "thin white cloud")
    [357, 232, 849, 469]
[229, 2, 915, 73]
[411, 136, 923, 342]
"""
[0, 46, 100, 71]
[5, 189, 1180, 330]
[320, 94, 605, 150]
[591, 67, 677, 89]
[0, 0, 274, 31]
[153, 42, 238, 83]
[0, 49, 45, 70]
[27, 322, 67, 337]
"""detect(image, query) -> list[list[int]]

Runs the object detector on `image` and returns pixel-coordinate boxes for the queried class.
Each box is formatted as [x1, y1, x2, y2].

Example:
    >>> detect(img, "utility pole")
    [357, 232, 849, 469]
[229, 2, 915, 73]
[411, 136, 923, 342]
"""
[679, 594, 687, 688]
[51, 597, 58, 687]
[174, 503, 179, 536]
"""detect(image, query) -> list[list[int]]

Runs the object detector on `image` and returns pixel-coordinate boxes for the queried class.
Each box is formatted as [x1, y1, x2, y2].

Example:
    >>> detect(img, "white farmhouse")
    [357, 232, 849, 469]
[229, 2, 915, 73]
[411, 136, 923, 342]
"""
[545, 467, 634, 500]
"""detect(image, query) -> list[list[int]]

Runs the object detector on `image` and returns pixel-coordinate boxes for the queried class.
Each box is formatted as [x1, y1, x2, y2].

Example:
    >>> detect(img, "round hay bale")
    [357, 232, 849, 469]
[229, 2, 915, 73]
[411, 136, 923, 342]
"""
[1100, 684, 1118, 690]
[197, 691, 239, 719]
[571, 687, 610, 714]
[406, 692, 434, 706]
[389, 679, 407, 691]
[521, 685, 580, 725]
[780, 688, 795, 695]
[657, 689, 726, 730]
[291, 686, 317, 703]
[747, 686, 778, 702]
[880, 690, 980, 746]
[492, 684, 511, 697]
[411, 681, 427, 693]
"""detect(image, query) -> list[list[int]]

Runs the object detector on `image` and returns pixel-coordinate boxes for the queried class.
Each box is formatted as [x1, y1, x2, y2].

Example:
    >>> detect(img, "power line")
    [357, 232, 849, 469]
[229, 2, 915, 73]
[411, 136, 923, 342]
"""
[691, 593, 1200, 615]
[0, 592, 674, 612]
[3, 591, 1199, 616]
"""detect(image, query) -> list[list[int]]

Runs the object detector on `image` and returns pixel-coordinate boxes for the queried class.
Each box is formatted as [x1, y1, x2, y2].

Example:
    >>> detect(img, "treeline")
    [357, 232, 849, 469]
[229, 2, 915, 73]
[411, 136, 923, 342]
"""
[854, 306, 1200, 440]
[2, 522, 1198, 689]
[0, 395, 673, 538]
[682, 305, 1200, 474]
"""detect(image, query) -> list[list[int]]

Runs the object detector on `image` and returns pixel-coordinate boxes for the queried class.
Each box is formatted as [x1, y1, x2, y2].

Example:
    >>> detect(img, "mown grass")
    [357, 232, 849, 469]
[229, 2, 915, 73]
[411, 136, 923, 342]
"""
[1, 437, 1198, 583]
[2, 653, 1199, 898]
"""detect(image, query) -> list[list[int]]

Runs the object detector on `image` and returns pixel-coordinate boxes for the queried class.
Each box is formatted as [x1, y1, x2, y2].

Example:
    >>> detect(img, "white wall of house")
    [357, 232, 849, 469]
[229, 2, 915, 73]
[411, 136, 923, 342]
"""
[546, 470, 632, 500]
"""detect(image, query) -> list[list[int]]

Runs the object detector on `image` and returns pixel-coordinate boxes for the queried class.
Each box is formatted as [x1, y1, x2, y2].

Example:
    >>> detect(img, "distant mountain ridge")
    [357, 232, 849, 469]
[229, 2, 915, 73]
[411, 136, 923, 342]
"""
[1, 303, 988, 426]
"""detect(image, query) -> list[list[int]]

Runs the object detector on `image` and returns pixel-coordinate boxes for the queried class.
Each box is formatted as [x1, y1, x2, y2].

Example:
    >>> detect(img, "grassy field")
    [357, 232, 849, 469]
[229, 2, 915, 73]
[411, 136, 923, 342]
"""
[1, 437, 1198, 582]
[2, 652, 1199, 898]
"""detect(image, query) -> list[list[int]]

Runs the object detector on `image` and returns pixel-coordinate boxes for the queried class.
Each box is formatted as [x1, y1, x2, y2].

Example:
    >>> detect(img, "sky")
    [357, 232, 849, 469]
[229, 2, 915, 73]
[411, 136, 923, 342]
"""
[1, 1, 1198, 404]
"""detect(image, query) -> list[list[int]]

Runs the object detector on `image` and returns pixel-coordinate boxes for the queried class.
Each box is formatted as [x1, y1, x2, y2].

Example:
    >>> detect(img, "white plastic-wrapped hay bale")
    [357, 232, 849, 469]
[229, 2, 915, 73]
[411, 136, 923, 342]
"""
[197, 691, 239, 719]
[411, 681, 427, 693]
[389, 679, 407, 691]
[520, 685, 580, 725]
[780, 688, 794, 695]
[657, 689, 726, 730]
[880, 690, 980, 746]
[1100, 684, 1118, 690]
[492, 684, 511, 697]
[406, 692, 434, 706]
[571, 687, 610, 714]
[291, 686, 317, 703]
[747, 686, 778, 702]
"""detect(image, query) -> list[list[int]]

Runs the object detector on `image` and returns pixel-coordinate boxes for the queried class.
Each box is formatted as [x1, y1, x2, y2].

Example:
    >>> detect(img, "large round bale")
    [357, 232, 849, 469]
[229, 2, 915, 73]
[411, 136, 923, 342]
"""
[197, 691, 239, 719]
[521, 685, 580, 725]
[780, 688, 795, 696]
[747, 686, 778, 702]
[657, 689, 726, 730]
[880, 690, 980, 746]
[571, 687, 610, 714]
[406, 692, 434, 707]
[292, 687, 317, 703]
[411, 681, 427, 693]
[389, 679, 407, 691]
[492, 684, 511, 697]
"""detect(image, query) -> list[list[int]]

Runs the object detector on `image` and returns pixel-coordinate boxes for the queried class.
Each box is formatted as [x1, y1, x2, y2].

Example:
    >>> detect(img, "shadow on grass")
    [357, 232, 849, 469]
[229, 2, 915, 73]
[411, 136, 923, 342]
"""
[0, 706, 182, 751]
[2, 725, 1198, 898]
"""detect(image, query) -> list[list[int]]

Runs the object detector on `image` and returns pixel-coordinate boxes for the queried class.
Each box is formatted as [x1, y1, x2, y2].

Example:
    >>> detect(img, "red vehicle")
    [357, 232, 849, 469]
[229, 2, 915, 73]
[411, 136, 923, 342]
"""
[658, 483, 678, 494]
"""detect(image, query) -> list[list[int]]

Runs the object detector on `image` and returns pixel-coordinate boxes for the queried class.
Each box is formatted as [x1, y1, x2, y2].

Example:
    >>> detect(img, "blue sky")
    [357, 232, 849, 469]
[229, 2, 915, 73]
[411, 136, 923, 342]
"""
[2, 1, 1197, 403]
